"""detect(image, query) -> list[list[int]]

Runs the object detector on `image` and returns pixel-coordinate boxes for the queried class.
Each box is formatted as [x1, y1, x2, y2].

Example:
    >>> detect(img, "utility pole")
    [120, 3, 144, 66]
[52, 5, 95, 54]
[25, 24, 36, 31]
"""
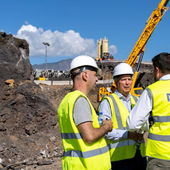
[43, 42, 50, 78]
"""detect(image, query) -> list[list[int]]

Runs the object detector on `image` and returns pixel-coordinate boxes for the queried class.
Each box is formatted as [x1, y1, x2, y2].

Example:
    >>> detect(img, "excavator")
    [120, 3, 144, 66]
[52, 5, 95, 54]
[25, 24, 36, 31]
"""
[98, 0, 169, 101]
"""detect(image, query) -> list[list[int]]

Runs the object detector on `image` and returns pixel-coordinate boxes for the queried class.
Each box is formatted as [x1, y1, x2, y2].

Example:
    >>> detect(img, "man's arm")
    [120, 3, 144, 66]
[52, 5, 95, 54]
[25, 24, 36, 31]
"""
[126, 90, 151, 132]
[73, 97, 112, 144]
[78, 119, 113, 144]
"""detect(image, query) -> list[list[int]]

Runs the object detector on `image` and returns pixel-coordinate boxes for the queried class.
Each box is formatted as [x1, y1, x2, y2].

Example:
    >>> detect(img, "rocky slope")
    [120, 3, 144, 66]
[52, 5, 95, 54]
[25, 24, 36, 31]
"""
[0, 32, 63, 170]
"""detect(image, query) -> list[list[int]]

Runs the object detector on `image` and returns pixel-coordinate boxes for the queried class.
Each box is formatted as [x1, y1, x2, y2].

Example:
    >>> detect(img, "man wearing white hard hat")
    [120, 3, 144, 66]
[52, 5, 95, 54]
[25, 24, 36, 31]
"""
[99, 63, 147, 170]
[58, 55, 113, 170]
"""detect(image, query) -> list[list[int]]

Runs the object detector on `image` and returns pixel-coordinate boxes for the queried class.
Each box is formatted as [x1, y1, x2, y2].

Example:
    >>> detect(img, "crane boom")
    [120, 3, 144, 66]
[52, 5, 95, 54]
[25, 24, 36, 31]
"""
[126, 0, 169, 67]
[98, 0, 169, 101]
[162, 0, 169, 9]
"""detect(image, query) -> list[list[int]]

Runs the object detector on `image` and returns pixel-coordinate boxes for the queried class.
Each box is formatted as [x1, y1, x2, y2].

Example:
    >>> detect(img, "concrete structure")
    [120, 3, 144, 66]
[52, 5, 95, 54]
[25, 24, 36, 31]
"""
[96, 37, 109, 61]
[102, 37, 108, 54]
[97, 39, 102, 61]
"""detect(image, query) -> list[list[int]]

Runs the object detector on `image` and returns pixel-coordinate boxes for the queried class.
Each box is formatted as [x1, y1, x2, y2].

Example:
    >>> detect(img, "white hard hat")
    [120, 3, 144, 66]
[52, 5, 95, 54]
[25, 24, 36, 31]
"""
[113, 63, 133, 78]
[70, 55, 101, 75]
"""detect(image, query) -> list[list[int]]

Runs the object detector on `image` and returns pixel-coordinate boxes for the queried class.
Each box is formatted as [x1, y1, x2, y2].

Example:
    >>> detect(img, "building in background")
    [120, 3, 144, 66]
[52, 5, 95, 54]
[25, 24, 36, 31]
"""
[95, 37, 114, 61]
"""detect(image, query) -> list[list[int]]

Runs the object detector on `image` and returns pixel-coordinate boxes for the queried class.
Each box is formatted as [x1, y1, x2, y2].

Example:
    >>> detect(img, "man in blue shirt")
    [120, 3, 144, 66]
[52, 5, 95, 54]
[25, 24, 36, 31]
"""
[99, 63, 147, 170]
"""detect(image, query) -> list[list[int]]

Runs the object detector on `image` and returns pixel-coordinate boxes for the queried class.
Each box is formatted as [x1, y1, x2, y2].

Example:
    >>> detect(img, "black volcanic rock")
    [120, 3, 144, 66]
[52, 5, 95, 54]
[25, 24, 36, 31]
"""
[0, 32, 59, 166]
[0, 32, 32, 86]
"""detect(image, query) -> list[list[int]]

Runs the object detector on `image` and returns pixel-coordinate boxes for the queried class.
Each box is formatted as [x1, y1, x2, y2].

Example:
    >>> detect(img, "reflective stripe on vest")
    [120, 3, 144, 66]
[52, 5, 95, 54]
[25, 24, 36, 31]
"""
[108, 95, 126, 130]
[148, 133, 170, 142]
[131, 95, 138, 103]
[61, 132, 82, 139]
[152, 116, 170, 122]
[108, 138, 145, 150]
[107, 139, 135, 149]
[63, 145, 109, 158]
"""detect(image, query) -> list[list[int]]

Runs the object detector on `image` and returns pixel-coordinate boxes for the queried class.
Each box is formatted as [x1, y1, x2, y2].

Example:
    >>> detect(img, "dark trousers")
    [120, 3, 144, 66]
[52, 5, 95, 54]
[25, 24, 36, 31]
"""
[111, 150, 147, 170]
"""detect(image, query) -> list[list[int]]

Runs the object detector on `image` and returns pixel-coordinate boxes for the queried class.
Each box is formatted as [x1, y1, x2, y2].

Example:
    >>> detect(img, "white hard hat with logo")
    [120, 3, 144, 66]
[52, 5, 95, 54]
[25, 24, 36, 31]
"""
[113, 63, 134, 78]
[70, 55, 101, 75]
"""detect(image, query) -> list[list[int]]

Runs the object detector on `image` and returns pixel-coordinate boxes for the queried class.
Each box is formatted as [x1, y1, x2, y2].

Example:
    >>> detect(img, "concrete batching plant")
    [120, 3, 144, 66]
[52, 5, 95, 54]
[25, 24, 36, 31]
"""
[95, 37, 114, 61]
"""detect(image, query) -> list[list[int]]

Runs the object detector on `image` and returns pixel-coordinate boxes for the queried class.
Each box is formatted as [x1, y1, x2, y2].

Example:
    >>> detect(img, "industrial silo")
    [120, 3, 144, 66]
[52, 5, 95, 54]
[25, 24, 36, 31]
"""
[102, 37, 108, 54]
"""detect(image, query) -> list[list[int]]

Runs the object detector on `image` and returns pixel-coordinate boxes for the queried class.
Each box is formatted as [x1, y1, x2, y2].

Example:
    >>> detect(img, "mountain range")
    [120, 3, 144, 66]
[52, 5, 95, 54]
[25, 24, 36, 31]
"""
[32, 58, 73, 71]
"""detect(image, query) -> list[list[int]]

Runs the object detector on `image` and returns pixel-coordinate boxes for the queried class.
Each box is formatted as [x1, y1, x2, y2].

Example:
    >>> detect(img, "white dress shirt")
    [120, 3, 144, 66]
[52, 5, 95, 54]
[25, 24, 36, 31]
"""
[126, 74, 170, 132]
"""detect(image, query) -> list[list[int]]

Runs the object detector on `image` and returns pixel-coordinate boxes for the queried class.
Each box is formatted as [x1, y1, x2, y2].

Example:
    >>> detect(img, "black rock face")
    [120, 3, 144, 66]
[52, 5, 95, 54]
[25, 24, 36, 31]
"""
[0, 32, 59, 166]
[0, 32, 32, 86]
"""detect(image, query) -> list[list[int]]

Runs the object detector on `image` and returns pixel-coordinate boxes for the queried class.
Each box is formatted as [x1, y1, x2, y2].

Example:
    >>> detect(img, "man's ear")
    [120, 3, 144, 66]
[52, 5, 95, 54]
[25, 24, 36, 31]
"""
[155, 67, 160, 76]
[155, 66, 164, 80]
[82, 71, 88, 81]
[155, 67, 159, 72]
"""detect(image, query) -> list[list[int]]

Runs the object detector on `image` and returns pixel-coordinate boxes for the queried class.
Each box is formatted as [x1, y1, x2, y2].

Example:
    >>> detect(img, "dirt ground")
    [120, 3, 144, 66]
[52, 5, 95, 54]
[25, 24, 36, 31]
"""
[0, 79, 152, 170]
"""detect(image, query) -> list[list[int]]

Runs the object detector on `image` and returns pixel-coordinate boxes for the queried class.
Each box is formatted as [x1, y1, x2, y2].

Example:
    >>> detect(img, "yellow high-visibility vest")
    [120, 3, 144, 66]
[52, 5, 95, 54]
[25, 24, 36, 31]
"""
[101, 93, 145, 162]
[58, 90, 111, 170]
[146, 80, 170, 160]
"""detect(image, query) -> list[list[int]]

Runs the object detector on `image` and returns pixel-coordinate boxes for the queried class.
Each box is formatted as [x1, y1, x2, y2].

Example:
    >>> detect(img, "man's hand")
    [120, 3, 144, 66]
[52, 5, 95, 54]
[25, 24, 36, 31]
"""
[102, 119, 113, 132]
[128, 131, 143, 143]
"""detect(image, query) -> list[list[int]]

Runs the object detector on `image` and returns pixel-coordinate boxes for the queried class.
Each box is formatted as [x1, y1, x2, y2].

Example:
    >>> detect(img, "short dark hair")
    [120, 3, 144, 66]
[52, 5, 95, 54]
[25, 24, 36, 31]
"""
[152, 52, 170, 74]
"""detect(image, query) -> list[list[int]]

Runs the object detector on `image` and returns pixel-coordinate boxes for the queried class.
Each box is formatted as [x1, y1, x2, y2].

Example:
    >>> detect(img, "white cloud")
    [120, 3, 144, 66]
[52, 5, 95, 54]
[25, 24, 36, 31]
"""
[15, 24, 117, 59]
[109, 45, 118, 55]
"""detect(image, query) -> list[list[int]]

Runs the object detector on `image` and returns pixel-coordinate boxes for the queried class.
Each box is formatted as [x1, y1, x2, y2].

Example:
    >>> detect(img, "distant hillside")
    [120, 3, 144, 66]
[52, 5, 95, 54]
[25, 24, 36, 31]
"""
[32, 58, 73, 71]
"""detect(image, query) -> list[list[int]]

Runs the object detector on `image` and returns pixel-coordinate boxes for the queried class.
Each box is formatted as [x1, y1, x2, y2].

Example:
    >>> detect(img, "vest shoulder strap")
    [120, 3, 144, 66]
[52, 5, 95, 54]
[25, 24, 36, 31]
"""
[108, 94, 126, 130]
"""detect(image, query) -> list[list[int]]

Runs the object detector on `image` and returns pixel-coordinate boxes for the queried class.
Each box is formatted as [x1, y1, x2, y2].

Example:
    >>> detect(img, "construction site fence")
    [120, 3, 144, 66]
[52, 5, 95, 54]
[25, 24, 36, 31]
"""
[34, 79, 113, 86]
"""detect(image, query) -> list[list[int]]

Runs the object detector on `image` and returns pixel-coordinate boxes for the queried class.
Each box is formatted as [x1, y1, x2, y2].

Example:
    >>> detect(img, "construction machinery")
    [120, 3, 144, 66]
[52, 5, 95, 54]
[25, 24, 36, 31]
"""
[98, 0, 169, 101]
[99, 52, 114, 61]
[95, 37, 114, 61]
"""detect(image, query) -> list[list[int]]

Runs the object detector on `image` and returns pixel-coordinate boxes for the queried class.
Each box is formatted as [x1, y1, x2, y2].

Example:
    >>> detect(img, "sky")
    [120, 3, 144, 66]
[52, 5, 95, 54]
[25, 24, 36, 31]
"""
[1, 0, 170, 66]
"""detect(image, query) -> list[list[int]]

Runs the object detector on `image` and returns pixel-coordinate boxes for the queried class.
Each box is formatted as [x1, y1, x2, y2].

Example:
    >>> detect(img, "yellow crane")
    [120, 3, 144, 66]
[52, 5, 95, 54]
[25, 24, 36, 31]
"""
[98, 0, 169, 101]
